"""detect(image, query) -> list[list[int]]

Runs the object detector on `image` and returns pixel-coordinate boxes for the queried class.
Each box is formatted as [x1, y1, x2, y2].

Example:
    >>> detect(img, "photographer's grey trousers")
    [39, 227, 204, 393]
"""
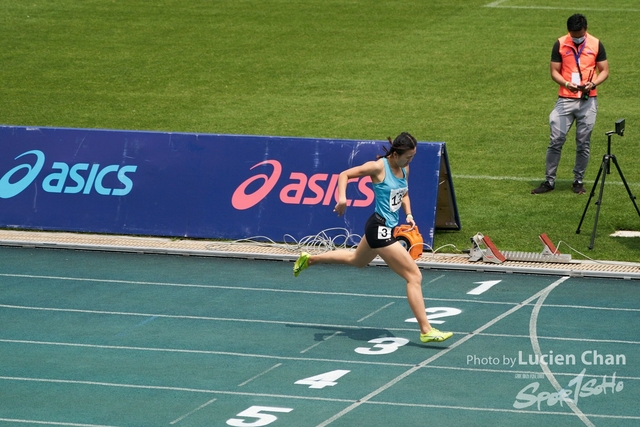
[546, 97, 598, 185]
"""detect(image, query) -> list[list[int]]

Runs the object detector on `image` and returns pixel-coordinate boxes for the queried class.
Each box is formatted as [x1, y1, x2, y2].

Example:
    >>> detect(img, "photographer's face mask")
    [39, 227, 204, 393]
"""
[569, 28, 587, 45]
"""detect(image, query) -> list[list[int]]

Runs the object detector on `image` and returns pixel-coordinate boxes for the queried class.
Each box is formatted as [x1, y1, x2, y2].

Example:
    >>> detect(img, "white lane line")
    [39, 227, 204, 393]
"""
[115, 315, 158, 337]
[1, 338, 638, 376]
[479, 332, 640, 345]
[0, 273, 409, 299]
[238, 363, 283, 387]
[529, 276, 596, 427]
[541, 303, 640, 312]
[300, 332, 342, 354]
[0, 418, 121, 427]
[0, 338, 416, 368]
[0, 375, 353, 402]
[2, 371, 638, 421]
[3, 271, 635, 311]
[2, 372, 637, 421]
[367, 400, 640, 420]
[427, 274, 446, 284]
[170, 398, 217, 424]
[2, 299, 637, 343]
[2, 303, 403, 327]
[357, 302, 395, 323]
[422, 364, 640, 381]
[1, 273, 516, 303]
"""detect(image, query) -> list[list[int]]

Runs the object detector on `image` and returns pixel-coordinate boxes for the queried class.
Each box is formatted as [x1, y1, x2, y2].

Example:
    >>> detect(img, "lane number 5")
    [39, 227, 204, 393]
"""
[226, 406, 293, 427]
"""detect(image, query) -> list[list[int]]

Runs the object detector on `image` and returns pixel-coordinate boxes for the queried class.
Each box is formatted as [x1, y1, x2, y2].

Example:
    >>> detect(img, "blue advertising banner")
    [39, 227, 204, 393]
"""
[0, 126, 459, 248]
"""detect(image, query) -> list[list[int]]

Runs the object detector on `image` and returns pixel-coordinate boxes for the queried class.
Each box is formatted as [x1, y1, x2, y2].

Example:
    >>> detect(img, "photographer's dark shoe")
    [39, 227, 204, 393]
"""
[572, 181, 586, 194]
[532, 181, 554, 194]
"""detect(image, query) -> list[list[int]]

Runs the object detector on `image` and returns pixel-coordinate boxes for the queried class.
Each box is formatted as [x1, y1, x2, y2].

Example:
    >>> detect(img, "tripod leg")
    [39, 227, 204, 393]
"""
[577, 158, 605, 233]
[589, 156, 610, 249]
[610, 156, 640, 217]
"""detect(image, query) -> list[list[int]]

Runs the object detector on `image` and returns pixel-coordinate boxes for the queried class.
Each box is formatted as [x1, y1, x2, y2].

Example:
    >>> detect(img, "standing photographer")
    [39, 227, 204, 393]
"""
[532, 13, 609, 195]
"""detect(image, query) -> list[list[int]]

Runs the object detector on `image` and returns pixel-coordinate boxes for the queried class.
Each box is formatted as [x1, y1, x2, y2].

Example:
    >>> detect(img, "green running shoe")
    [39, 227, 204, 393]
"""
[420, 328, 453, 343]
[293, 252, 310, 277]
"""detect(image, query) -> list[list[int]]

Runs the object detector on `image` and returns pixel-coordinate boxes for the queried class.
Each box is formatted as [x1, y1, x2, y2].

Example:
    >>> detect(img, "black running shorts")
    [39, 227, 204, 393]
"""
[364, 212, 397, 249]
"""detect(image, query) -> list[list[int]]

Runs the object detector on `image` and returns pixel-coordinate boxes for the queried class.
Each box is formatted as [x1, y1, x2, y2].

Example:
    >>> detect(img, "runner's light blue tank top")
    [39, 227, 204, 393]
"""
[373, 158, 408, 228]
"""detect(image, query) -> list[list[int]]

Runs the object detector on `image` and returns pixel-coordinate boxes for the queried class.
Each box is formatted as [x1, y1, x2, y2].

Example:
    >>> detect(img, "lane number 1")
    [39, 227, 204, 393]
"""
[467, 280, 501, 295]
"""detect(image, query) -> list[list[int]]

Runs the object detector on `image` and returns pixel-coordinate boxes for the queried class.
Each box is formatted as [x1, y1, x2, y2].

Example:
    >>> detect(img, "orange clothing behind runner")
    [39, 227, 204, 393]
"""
[557, 32, 600, 98]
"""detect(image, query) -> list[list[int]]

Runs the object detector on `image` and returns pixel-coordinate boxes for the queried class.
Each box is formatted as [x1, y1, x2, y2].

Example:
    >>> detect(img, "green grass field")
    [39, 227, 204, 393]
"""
[1, 0, 639, 262]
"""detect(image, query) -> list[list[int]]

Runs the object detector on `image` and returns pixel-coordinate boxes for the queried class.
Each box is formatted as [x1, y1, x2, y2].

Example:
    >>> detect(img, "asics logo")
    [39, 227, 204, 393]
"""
[0, 150, 46, 199]
[231, 160, 282, 210]
[231, 159, 374, 210]
[0, 150, 138, 199]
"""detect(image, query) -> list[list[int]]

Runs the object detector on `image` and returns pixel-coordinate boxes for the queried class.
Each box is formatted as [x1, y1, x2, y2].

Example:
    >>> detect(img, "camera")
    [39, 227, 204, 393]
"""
[615, 118, 625, 136]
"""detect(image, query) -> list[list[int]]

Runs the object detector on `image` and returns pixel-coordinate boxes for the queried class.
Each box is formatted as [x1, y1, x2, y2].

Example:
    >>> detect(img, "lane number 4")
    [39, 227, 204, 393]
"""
[295, 370, 350, 389]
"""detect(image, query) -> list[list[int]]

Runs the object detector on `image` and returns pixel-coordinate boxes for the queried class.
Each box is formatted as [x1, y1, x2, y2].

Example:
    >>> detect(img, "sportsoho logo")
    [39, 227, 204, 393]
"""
[231, 160, 374, 210]
[0, 150, 137, 199]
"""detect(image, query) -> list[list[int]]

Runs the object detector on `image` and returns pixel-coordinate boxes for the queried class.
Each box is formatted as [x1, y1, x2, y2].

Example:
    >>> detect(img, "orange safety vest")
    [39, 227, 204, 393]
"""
[557, 32, 600, 98]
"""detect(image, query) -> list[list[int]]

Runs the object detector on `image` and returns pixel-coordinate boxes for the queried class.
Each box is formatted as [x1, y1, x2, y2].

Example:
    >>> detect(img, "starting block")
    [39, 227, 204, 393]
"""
[468, 233, 506, 264]
[468, 233, 571, 264]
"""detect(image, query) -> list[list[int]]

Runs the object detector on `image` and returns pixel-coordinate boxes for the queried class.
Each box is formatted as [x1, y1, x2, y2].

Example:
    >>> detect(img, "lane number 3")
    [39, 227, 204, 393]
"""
[354, 337, 409, 355]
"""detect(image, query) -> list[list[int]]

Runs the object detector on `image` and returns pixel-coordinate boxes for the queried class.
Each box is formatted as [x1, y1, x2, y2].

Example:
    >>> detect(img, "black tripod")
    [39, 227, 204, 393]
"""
[576, 122, 640, 249]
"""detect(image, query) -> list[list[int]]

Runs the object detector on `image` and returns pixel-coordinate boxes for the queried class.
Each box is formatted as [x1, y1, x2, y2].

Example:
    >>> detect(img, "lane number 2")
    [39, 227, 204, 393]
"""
[405, 306, 461, 324]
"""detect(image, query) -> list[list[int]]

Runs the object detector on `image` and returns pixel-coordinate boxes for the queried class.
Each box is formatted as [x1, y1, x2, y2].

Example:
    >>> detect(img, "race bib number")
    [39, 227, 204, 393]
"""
[377, 226, 392, 240]
[389, 188, 407, 212]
